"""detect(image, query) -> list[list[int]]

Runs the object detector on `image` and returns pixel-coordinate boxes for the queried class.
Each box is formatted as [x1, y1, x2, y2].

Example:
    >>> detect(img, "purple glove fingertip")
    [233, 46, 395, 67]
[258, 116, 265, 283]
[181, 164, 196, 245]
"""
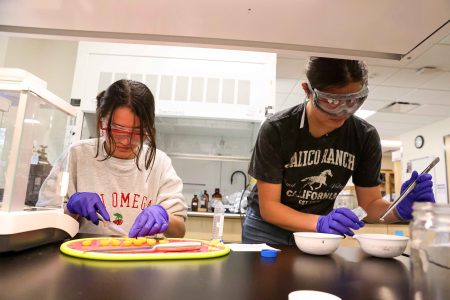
[96, 203, 110, 222]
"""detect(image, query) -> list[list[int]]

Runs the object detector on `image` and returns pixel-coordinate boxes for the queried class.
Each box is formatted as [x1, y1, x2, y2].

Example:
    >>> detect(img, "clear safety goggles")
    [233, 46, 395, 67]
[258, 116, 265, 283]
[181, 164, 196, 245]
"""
[309, 84, 369, 117]
[100, 119, 146, 144]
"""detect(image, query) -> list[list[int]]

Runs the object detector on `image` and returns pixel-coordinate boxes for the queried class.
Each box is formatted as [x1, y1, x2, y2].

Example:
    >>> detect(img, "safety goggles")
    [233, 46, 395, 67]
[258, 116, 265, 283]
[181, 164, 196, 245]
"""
[309, 84, 369, 117]
[100, 119, 146, 144]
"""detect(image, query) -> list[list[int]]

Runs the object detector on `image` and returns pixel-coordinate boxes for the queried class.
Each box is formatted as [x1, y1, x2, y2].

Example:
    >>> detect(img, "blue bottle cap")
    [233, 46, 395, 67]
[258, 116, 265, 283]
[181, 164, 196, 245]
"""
[261, 249, 278, 258]
[394, 230, 404, 236]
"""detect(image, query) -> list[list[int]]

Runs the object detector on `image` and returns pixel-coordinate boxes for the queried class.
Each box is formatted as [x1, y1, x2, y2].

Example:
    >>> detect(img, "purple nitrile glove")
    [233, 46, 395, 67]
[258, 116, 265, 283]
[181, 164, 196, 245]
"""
[67, 192, 110, 225]
[316, 207, 365, 236]
[129, 205, 169, 238]
[395, 171, 435, 221]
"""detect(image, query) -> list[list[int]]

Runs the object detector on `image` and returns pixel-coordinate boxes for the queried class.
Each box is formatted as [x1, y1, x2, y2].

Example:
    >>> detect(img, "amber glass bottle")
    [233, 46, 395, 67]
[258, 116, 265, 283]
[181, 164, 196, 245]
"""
[191, 194, 199, 212]
[202, 190, 210, 212]
[211, 188, 222, 212]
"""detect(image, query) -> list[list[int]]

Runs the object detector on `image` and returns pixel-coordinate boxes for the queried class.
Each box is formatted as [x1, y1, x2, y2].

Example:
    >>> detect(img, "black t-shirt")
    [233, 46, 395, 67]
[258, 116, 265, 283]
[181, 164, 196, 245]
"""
[247, 103, 382, 215]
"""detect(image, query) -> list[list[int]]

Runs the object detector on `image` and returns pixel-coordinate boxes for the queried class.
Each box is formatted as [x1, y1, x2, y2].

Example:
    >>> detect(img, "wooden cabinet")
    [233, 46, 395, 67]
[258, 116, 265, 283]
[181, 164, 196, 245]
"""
[342, 167, 399, 203]
[380, 169, 396, 201]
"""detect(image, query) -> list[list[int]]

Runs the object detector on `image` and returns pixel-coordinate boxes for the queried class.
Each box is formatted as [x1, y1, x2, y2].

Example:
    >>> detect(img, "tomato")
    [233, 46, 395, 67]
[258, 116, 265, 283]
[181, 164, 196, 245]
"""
[81, 240, 92, 246]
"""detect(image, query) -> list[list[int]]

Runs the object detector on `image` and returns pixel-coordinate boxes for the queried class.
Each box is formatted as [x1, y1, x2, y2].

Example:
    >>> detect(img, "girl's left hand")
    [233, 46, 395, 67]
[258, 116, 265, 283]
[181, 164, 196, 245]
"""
[129, 205, 169, 238]
[395, 171, 435, 221]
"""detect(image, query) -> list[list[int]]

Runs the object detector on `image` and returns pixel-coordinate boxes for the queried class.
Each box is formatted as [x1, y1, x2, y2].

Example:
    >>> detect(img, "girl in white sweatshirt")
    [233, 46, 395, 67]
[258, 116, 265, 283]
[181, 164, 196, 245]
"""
[38, 79, 187, 238]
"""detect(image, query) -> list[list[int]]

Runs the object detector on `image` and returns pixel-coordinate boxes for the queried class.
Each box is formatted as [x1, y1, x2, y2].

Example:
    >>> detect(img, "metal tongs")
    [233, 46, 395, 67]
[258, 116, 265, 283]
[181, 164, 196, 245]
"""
[379, 157, 440, 221]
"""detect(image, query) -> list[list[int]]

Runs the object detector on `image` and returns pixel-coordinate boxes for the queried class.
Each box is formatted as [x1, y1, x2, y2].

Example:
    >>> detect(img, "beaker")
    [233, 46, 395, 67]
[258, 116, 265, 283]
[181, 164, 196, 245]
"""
[410, 202, 450, 300]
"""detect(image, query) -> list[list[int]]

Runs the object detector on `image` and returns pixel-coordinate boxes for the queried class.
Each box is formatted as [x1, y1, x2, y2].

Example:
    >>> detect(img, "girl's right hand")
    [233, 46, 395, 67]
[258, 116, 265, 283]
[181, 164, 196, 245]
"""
[316, 208, 365, 236]
[67, 192, 110, 225]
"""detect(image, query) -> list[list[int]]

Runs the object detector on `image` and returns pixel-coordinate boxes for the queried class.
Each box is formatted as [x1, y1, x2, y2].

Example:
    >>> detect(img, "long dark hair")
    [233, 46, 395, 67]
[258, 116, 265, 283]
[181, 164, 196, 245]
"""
[95, 79, 156, 171]
[305, 57, 368, 91]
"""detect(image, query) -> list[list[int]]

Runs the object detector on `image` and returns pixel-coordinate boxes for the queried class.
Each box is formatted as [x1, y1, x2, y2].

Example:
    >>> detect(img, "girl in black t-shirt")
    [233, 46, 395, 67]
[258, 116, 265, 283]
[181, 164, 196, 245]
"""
[242, 57, 435, 245]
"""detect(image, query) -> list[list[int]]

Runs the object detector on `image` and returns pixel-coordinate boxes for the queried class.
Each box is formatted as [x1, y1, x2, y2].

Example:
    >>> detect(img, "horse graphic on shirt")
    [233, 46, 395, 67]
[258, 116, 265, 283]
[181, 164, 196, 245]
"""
[301, 169, 333, 190]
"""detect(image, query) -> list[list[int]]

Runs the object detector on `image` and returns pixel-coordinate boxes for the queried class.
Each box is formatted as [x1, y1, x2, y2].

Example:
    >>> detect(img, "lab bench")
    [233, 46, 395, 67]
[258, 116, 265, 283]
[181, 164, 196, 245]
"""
[2, 233, 446, 300]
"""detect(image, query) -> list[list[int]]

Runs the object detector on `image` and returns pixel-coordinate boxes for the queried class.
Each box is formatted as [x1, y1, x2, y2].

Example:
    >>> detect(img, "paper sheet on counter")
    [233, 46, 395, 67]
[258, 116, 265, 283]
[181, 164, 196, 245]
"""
[227, 243, 281, 252]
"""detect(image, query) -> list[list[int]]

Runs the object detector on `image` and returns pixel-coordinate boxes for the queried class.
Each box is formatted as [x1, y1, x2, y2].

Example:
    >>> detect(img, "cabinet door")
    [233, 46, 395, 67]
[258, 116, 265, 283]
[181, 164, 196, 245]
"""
[71, 42, 276, 121]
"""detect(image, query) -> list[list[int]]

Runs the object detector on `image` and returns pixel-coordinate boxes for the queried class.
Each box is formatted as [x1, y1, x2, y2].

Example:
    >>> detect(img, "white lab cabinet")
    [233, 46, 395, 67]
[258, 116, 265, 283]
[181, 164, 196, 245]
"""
[71, 42, 275, 207]
[71, 42, 275, 137]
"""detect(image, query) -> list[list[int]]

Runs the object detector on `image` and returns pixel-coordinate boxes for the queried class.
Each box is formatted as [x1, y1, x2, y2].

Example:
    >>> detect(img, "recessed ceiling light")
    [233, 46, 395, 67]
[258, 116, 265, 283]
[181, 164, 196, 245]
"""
[379, 102, 420, 113]
[415, 66, 437, 75]
[24, 119, 41, 124]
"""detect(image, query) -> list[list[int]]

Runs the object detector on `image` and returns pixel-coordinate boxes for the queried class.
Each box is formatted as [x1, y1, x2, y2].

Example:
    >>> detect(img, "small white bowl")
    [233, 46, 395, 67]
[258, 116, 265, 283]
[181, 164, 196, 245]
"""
[353, 234, 409, 258]
[289, 290, 341, 300]
[293, 232, 343, 255]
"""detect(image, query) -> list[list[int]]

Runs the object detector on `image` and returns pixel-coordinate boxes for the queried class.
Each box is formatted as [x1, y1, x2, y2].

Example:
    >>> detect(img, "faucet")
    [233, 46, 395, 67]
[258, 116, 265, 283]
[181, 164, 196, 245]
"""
[231, 170, 248, 191]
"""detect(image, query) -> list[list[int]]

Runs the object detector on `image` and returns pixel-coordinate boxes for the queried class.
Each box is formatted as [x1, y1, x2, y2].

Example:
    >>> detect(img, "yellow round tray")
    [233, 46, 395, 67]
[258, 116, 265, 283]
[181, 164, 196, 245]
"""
[60, 237, 230, 261]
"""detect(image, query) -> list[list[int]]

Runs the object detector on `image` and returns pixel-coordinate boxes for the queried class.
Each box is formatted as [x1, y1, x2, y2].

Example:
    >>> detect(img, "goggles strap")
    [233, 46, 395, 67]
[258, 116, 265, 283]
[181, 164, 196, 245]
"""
[299, 94, 307, 129]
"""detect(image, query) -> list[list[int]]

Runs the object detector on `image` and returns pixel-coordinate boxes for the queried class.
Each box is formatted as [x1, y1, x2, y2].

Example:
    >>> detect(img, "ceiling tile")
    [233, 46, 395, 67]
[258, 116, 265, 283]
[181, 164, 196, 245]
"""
[419, 72, 450, 90]
[366, 111, 443, 125]
[368, 85, 412, 101]
[361, 99, 392, 111]
[406, 44, 450, 72]
[367, 65, 398, 85]
[380, 68, 442, 88]
[369, 124, 409, 140]
[370, 120, 422, 131]
[370, 120, 434, 140]
[440, 33, 450, 45]
[407, 104, 450, 117]
[399, 89, 450, 105]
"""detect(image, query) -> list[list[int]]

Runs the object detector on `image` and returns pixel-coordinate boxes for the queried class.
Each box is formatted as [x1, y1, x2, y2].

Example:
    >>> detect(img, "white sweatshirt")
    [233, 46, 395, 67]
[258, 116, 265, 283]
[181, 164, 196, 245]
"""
[38, 138, 187, 235]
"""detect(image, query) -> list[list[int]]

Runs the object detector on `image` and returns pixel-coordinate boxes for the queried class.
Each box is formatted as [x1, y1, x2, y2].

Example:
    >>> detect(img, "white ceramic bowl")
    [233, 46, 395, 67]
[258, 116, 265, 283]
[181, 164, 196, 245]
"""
[289, 290, 341, 300]
[354, 234, 409, 258]
[293, 232, 343, 255]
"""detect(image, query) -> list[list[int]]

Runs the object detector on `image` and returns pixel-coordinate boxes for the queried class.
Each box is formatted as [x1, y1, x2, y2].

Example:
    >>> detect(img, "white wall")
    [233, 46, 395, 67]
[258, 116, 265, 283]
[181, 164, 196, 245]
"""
[400, 117, 450, 204]
[275, 78, 305, 112]
[1, 37, 79, 163]
[3, 37, 78, 102]
[0, 36, 8, 66]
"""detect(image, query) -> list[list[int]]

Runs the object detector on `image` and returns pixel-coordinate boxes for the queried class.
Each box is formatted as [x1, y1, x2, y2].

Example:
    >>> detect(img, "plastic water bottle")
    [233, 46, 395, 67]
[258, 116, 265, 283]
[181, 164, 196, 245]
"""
[211, 200, 225, 241]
